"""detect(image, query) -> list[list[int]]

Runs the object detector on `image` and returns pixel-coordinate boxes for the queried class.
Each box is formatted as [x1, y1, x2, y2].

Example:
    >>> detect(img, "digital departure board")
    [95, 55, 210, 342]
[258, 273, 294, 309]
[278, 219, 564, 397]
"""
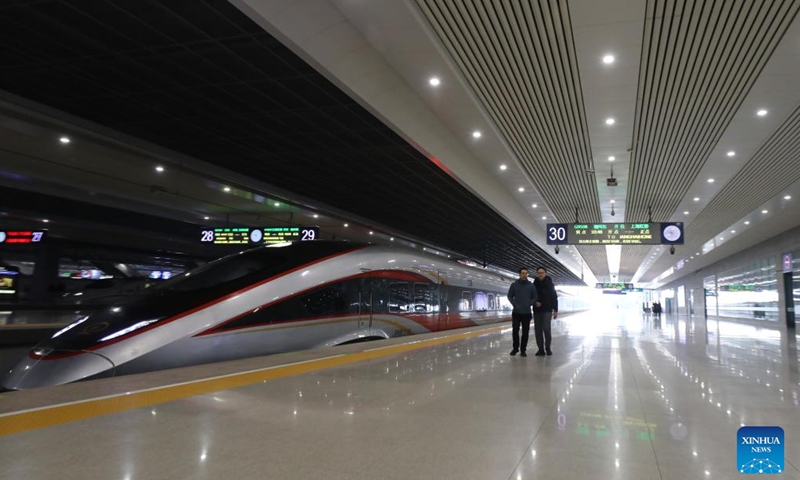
[200, 227, 319, 246]
[545, 223, 683, 245]
[0, 230, 46, 244]
[596, 282, 634, 290]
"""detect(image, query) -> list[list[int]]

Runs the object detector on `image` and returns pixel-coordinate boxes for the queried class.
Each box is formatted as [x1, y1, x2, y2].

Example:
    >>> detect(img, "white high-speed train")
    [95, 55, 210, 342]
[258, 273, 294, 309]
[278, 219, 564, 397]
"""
[3, 241, 517, 390]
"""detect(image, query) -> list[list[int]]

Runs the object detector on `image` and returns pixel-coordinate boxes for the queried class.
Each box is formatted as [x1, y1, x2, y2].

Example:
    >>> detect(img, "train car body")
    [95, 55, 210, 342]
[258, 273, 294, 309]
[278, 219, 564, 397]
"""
[3, 242, 514, 390]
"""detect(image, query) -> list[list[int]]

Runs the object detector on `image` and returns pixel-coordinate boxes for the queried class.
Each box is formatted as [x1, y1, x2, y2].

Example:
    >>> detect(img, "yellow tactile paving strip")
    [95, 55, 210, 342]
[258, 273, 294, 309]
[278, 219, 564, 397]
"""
[0, 324, 506, 437]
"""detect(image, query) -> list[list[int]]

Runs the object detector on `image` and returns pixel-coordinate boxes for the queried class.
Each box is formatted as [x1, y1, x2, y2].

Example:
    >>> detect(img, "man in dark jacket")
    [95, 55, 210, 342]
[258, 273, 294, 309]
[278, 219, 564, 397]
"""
[533, 266, 559, 356]
[507, 267, 538, 357]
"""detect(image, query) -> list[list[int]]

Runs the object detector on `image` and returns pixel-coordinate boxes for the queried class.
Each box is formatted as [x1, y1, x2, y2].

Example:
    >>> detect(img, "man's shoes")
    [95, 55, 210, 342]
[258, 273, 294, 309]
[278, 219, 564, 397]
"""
[521, 351, 527, 357]
[510, 349, 518, 356]
[535, 350, 545, 356]
[546, 349, 553, 356]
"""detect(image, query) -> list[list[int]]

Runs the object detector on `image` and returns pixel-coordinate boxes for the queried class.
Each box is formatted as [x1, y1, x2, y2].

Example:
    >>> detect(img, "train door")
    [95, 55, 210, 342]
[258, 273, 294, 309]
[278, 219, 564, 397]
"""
[437, 270, 448, 330]
[358, 269, 372, 331]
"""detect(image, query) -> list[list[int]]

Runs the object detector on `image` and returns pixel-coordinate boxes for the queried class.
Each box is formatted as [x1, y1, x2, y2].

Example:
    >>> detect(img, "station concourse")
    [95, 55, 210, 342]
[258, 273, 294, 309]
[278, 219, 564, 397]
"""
[1, 311, 799, 479]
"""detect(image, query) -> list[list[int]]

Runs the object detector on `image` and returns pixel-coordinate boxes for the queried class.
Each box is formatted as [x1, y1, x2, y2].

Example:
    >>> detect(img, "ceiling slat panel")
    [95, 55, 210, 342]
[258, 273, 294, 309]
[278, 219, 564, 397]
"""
[415, 0, 609, 279]
[621, 0, 799, 281]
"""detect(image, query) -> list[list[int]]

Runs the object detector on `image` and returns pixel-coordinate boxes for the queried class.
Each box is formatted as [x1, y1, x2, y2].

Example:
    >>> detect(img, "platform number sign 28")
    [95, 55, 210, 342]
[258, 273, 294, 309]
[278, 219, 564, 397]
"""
[546, 224, 569, 245]
[201, 230, 215, 242]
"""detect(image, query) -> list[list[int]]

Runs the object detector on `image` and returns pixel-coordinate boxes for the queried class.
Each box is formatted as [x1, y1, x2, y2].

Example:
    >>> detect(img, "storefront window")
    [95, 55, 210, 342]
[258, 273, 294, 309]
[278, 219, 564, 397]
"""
[716, 256, 778, 321]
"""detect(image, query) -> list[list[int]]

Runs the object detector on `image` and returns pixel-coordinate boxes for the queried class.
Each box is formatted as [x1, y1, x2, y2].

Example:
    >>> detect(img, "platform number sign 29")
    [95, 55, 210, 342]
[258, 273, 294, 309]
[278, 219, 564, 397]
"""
[301, 228, 316, 241]
[547, 224, 569, 245]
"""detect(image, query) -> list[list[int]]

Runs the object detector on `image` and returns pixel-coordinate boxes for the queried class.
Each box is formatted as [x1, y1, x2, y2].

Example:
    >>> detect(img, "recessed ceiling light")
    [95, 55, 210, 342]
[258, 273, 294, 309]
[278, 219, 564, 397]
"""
[762, 210, 768, 214]
[610, 200, 615, 204]
[720, 237, 724, 240]
[155, 166, 165, 172]
[344, 223, 349, 227]
[203, 216, 210, 220]
[518, 187, 525, 192]
[757, 109, 768, 117]
[59, 136, 70, 144]
[731, 230, 736, 233]
[369, 231, 374, 235]
[542, 216, 547, 220]
[605, 118, 616, 125]
[744, 221, 750, 225]
[784, 195, 792, 200]
[707, 178, 715, 183]
[602, 54, 615, 64]
[390, 237, 394, 241]
[313, 214, 319, 218]
[472, 131, 482, 138]
[693, 197, 700, 202]
[42, 219, 49, 223]
[429, 77, 441, 86]
[532, 203, 538, 208]
[223, 187, 231, 192]
[608, 156, 615, 161]
[499, 164, 507, 171]
[684, 211, 689, 215]
[274, 202, 280, 207]
[726, 151, 735, 157]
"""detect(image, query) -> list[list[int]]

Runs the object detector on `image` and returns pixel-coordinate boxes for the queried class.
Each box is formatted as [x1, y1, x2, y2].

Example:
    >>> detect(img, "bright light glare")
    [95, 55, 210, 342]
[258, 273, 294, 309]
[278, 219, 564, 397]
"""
[99, 319, 158, 342]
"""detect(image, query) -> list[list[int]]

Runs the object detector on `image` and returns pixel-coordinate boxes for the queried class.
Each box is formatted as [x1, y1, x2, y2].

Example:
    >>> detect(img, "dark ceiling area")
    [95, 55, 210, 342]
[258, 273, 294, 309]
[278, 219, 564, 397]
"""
[0, 0, 582, 285]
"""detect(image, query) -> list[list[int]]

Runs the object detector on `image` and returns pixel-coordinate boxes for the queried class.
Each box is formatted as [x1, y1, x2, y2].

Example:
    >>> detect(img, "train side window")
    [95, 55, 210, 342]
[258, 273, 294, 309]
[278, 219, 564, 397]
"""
[413, 282, 438, 313]
[300, 285, 348, 317]
[389, 282, 411, 313]
[474, 292, 487, 311]
[488, 293, 496, 310]
[460, 291, 473, 311]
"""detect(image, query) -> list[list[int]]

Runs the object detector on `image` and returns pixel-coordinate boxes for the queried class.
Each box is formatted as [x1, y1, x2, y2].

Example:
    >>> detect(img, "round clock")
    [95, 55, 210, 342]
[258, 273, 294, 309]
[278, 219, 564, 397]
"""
[663, 225, 682, 242]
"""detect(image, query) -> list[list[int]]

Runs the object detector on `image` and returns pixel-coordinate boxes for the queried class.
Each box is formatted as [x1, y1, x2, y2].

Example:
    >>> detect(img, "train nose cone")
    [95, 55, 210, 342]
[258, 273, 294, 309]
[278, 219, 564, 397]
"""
[1, 350, 116, 390]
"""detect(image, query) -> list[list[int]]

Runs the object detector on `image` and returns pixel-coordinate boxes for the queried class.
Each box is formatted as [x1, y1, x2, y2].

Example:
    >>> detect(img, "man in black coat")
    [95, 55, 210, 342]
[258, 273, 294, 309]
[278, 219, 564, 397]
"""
[507, 267, 538, 357]
[533, 266, 559, 356]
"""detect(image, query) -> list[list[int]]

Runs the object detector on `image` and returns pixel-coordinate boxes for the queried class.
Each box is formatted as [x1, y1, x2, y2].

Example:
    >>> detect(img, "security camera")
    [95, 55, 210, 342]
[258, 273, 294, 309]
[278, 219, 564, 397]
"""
[555, 246, 560, 255]
[670, 245, 675, 255]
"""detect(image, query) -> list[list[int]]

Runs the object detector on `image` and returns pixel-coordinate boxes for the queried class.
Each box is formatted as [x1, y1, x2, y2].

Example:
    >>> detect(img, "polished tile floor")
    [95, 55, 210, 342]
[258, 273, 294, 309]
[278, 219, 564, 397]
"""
[1, 310, 799, 480]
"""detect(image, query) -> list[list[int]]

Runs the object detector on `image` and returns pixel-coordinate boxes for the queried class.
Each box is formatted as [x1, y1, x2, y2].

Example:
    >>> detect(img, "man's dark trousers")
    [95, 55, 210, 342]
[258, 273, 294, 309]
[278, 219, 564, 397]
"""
[512, 312, 533, 352]
[534, 312, 553, 352]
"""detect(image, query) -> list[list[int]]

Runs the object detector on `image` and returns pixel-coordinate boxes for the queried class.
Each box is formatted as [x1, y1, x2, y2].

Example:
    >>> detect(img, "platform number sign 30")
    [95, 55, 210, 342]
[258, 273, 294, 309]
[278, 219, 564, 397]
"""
[546, 224, 569, 245]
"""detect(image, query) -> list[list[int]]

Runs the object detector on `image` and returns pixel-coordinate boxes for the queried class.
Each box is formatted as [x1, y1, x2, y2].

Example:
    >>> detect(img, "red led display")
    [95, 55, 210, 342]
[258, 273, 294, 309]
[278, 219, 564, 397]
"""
[0, 230, 46, 244]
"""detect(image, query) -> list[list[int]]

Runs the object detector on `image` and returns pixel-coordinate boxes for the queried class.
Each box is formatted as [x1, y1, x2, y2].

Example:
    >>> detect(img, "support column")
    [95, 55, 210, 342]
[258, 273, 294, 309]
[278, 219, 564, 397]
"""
[778, 253, 795, 330]
[30, 243, 60, 304]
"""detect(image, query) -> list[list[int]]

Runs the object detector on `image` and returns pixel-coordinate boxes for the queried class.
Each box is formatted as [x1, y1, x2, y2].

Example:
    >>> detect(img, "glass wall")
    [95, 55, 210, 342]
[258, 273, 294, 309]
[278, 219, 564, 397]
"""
[704, 275, 718, 317]
[792, 252, 800, 317]
[716, 256, 778, 321]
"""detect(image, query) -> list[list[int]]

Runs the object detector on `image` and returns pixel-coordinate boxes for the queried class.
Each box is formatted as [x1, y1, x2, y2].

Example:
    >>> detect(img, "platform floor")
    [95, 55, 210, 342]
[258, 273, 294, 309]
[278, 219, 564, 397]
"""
[1, 310, 799, 480]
